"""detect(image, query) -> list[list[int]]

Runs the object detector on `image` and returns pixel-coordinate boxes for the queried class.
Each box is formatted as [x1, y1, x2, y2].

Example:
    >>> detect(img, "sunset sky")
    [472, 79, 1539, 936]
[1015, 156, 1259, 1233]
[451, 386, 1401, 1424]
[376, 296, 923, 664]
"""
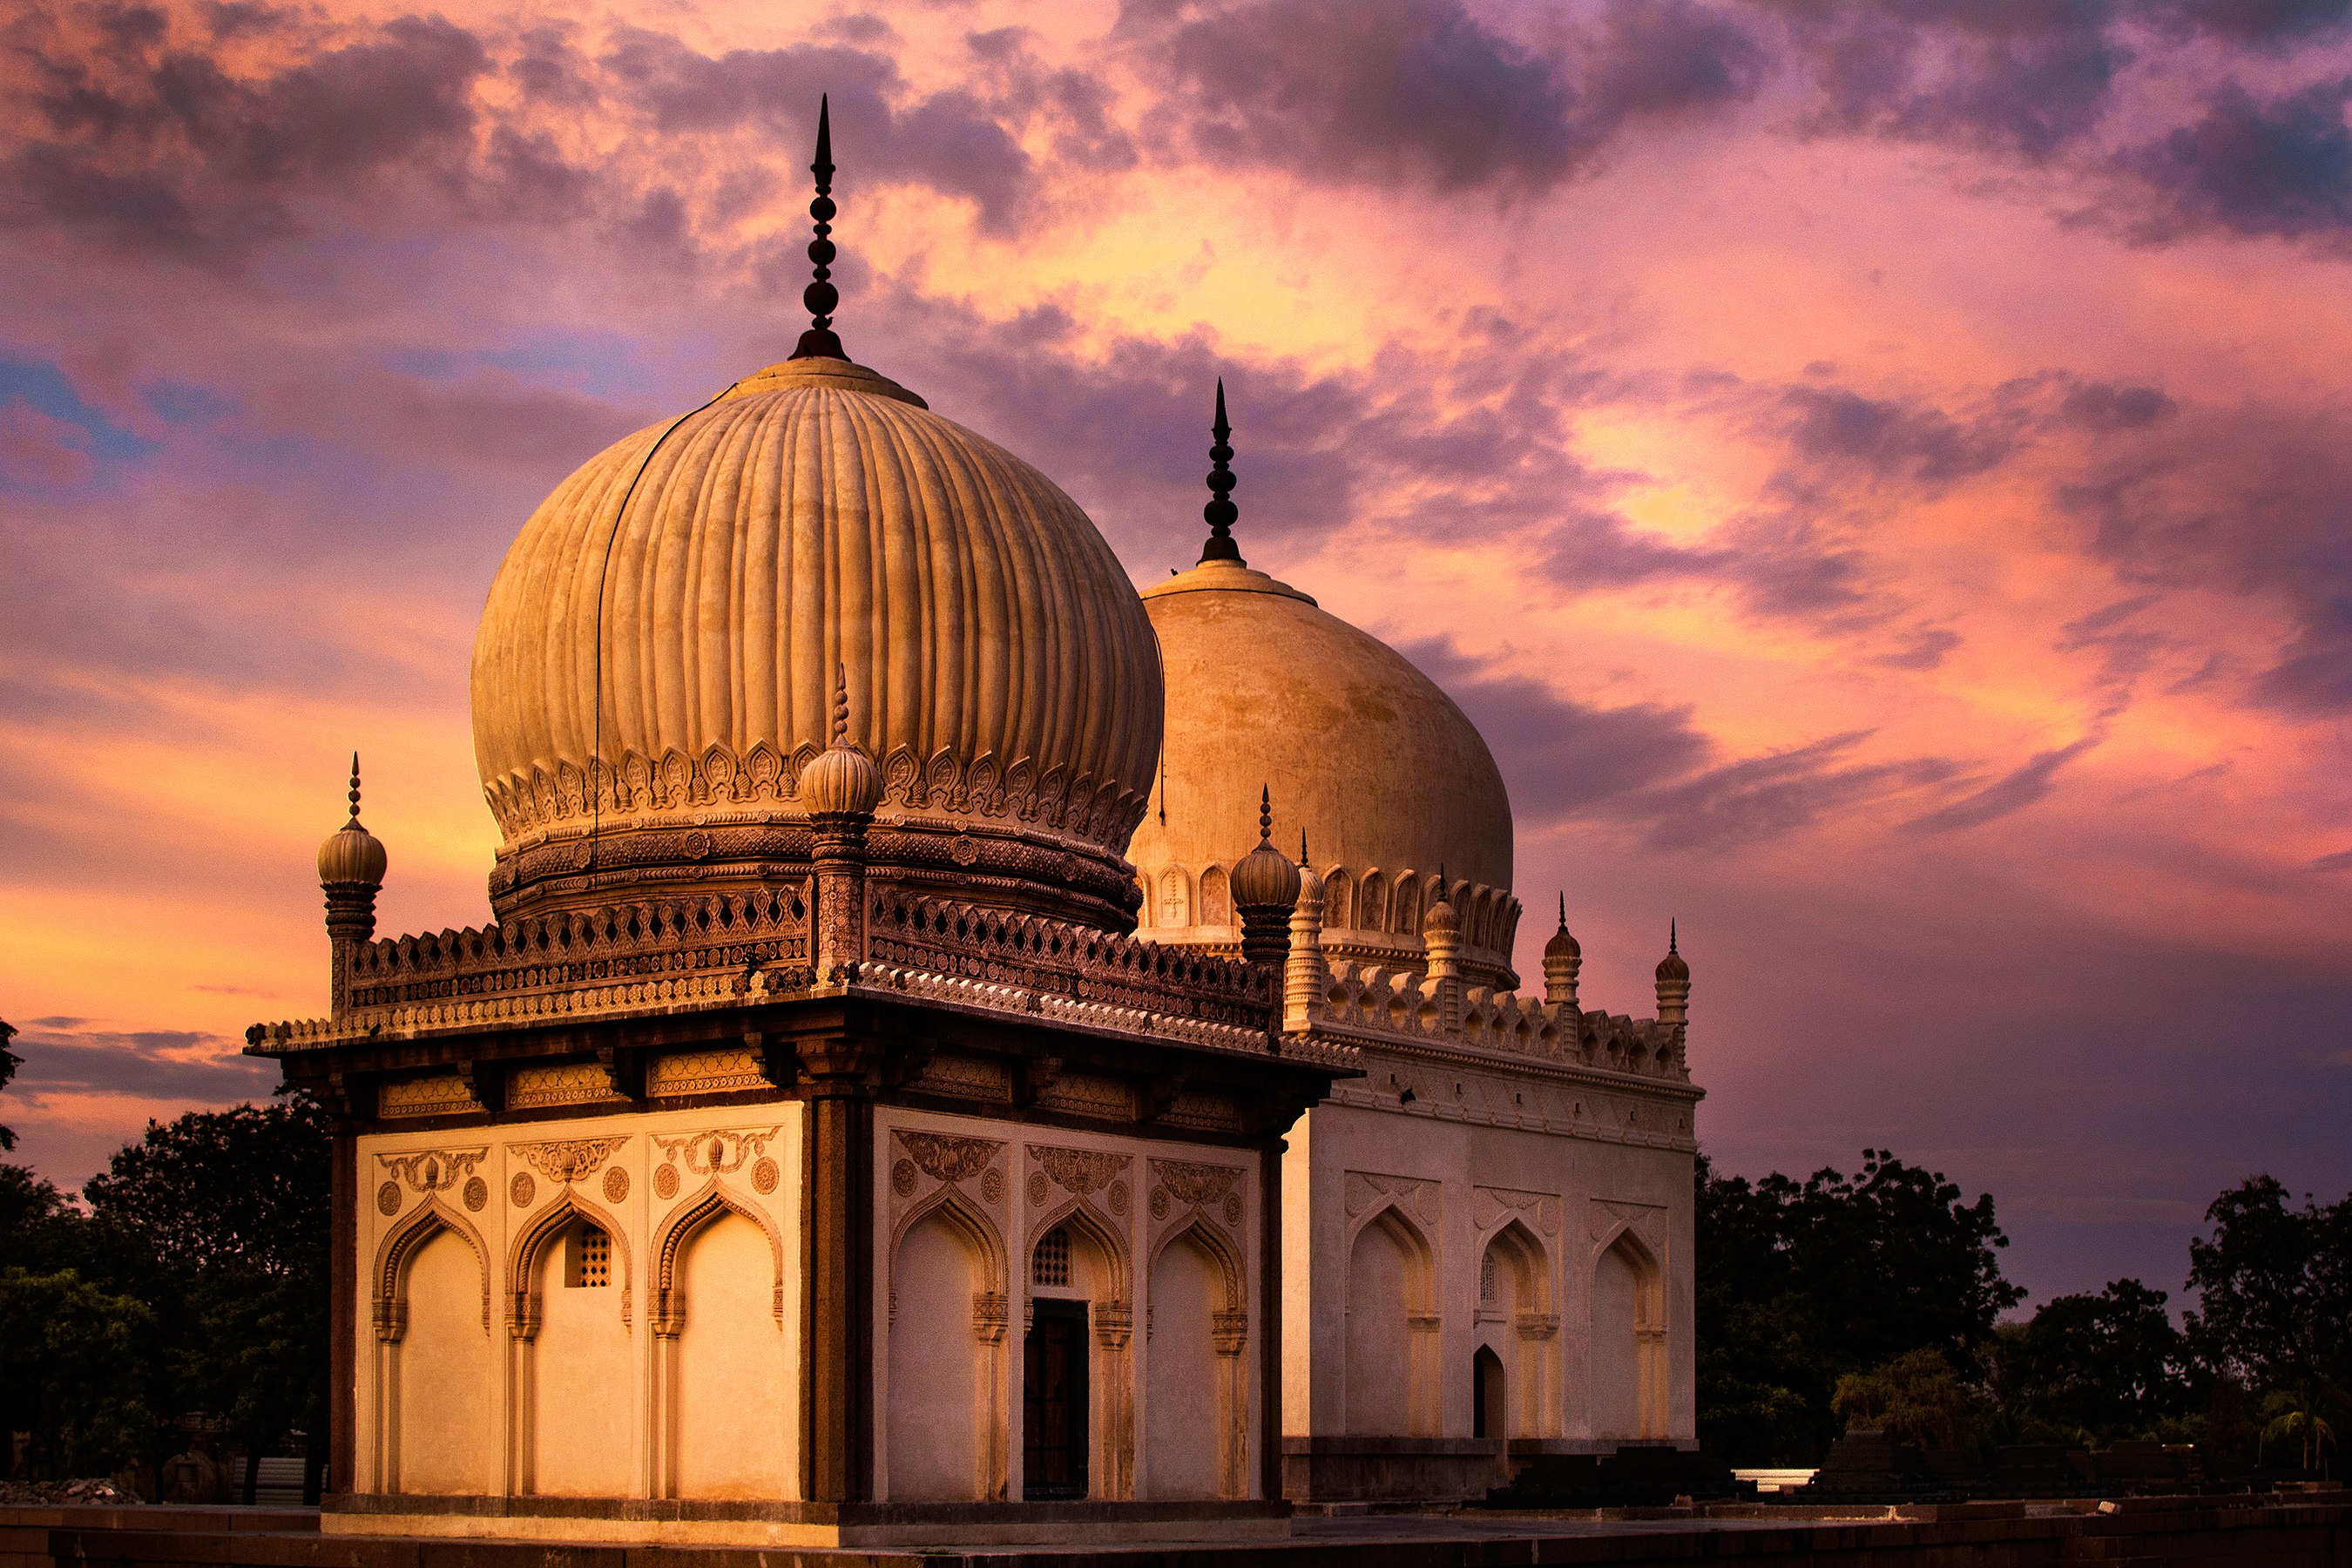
[3, 0, 2349, 1307]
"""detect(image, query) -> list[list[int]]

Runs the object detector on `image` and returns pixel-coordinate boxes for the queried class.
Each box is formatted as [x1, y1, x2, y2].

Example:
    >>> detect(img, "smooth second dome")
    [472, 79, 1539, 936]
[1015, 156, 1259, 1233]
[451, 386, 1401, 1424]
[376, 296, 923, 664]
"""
[1130, 559, 1521, 988]
[471, 355, 1162, 928]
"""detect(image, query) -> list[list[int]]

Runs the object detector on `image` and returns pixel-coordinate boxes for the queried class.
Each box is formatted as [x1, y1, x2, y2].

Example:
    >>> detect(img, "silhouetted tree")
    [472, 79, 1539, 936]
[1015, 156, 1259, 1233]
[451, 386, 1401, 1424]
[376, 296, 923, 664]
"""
[83, 1098, 334, 1503]
[1697, 1148, 2024, 1463]
[1995, 1278, 2187, 1443]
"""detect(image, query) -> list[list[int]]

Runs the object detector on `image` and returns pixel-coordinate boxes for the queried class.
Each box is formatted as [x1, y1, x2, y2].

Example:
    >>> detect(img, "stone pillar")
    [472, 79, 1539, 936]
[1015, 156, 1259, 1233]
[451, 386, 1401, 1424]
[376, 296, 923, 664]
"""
[799, 1033, 876, 1504]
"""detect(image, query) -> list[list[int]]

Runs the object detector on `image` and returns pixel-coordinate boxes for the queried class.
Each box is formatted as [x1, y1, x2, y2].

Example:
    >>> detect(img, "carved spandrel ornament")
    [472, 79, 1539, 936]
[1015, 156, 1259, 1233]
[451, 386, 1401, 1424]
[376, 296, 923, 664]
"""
[1147, 1157, 1245, 1230]
[376, 1147, 488, 1195]
[510, 1136, 628, 1185]
[1032, 1144, 1129, 1200]
[1473, 1184, 1562, 1238]
[1344, 1169, 1441, 1229]
[900, 1130, 1003, 1185]
[1588, 1197, 1668, 1253]
[654, 1125, 782, 1179]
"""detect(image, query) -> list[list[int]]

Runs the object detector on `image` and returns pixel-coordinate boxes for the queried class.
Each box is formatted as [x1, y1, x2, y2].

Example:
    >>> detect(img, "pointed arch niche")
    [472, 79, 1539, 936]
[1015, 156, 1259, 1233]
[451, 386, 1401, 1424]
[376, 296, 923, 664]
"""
[1591, 1229, 1666, 1440]
[1343, 1203, 1438, 1436]
[1024, 1199, 1134, 1499]
[886, 1187, 1009, 1501]
[649, 1182, 793, 1499]
[505, 1191, 633, 1497]
[370, 1202, 495, 1495]
[1476, 1220, 1558, 1437]
[1142, 1219, 1250, 1499]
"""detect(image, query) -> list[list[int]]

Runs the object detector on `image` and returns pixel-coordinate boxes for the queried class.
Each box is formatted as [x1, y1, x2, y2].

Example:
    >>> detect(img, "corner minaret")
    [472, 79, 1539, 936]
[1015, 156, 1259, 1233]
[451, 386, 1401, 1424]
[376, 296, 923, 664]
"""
[1655, 919, 1690, 1030]
[1543, 892, 1583, 1009]
[317, 754, 387, 1017]
[790, 94, 848, 362]
[1200, 378, 1242, 564]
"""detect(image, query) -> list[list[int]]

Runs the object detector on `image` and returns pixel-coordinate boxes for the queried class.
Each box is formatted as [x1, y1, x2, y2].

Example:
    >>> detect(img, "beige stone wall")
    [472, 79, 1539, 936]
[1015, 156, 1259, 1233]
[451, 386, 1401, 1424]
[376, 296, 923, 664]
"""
[1282, 1053, 1696, 1447]
[871, 1109, 1261, 1504]
[355, 1105, 805, 1501]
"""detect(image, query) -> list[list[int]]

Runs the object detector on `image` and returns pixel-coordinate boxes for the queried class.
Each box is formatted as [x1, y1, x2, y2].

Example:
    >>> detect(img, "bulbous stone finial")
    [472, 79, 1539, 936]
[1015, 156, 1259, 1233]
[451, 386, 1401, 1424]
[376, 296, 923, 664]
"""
[802, 664, 882, 816]
[790, 95, 848, 362]
[1232, 784, 1301, 913]
[318, 753, 387, 890]
[1200, 379, 1242, 565]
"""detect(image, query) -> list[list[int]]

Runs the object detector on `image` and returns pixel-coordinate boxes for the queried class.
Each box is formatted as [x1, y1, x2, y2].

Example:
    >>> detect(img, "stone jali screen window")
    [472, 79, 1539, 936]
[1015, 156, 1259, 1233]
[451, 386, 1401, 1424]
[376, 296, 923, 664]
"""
[1033, 1226, 1071, 1288]
[568, 1225, 612, 1288]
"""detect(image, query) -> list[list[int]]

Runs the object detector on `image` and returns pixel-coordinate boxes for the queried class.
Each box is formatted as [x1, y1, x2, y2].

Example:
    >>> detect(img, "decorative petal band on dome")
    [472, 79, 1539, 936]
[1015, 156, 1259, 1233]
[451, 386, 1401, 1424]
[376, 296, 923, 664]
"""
[483, 741, 1149, 848]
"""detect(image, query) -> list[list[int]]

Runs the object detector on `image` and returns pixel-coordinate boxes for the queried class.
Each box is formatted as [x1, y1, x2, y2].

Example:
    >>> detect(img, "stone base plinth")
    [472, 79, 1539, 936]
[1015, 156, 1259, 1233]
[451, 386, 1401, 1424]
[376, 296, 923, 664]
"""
[323, 1493, 1292, 1548]
[1281, 1436, 1508, 1504]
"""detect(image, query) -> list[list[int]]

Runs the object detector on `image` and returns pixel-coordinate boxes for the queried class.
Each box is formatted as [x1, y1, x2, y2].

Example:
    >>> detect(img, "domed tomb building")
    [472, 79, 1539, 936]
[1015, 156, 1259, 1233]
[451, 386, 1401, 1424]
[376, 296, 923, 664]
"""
[1132, 390, 1701, 1502]
[248, 120, 1351, 1548]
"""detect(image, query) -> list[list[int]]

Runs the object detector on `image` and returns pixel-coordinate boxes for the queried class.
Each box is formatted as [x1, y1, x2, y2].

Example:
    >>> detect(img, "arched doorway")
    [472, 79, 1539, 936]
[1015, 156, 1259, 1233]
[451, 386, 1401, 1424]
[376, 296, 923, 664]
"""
[1471, 1346, 1506, 1439]
[1023, 1213, 1130, 1499]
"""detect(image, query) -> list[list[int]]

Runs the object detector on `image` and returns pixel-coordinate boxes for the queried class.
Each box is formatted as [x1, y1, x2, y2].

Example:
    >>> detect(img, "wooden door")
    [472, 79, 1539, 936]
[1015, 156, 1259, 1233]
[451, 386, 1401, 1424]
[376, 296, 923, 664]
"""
[1022, 1301, 1089, 1499]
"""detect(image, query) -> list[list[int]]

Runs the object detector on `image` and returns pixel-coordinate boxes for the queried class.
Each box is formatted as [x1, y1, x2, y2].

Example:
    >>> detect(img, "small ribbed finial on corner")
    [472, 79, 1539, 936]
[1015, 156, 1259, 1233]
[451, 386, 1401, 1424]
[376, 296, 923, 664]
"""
[829, 663, 851, 747]
[347, 752, 363, 822]
[1200, 379, 1243, 565]
[1257, 782, 1273, 843]
[790, 95, 848, 362]
[1300, 828, 1309, 866]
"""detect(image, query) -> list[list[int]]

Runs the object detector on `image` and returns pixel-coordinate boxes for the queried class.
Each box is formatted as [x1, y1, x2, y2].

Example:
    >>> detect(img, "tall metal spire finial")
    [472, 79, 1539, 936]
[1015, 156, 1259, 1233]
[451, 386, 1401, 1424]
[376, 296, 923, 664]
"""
[1300, 828, 1309, 866]
[791, 95, 848, 362]
[1670, 917, 1679, 955]
[1257, 783, 1273, 843]
[1558, 892, 1568, 930]
[1200, 378, 1242, 565]
[347, 753, 363, 823]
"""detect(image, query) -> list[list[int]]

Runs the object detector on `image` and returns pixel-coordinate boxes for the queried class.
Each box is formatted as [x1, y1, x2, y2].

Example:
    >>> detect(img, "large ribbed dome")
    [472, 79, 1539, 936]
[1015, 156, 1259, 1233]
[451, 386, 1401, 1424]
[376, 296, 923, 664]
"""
[1129, 558, 1520, 987]
[471, 355, 1162, 927]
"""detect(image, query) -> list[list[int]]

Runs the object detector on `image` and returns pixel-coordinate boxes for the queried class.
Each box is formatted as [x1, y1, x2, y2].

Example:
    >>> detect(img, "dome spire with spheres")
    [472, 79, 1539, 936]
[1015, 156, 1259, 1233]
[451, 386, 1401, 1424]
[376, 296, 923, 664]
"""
[790, 95, 848, 362]
[1200, 379, 1242, 565]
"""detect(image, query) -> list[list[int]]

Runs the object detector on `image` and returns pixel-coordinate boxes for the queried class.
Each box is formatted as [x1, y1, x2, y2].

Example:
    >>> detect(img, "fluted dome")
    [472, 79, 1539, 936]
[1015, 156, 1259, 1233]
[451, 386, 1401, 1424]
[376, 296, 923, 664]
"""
[1130, 558, 1520, 987]
[471, 355, 1163, 927]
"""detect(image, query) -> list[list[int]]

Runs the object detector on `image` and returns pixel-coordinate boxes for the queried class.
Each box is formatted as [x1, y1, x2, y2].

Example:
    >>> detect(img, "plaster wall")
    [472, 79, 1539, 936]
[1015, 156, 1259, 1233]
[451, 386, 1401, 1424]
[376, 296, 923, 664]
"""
[870, 1107, 1262, 1506]
[354, 1104, 805, 1504]
[1281, 1051, 1695, 1450]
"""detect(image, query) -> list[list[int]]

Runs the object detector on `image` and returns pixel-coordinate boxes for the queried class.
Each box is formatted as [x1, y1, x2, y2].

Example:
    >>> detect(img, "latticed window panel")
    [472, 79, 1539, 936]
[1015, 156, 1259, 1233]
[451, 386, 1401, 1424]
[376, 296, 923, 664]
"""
[570, 1225, 612, 1288]
[1033, 1226, 1071, 1288]
[1480, 1249, 1497, 1302]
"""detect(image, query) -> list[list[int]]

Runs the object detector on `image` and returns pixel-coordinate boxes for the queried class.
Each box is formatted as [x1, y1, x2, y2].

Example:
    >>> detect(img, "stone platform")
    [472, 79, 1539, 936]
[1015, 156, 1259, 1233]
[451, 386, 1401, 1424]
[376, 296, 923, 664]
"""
[4, 1494, 2350, 1568]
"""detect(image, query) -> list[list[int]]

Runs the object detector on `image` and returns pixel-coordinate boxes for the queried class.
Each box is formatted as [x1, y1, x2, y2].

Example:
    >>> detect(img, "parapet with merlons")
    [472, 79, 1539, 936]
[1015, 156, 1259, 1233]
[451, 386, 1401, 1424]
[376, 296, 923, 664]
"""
[1305, 960, 1689, 1082]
